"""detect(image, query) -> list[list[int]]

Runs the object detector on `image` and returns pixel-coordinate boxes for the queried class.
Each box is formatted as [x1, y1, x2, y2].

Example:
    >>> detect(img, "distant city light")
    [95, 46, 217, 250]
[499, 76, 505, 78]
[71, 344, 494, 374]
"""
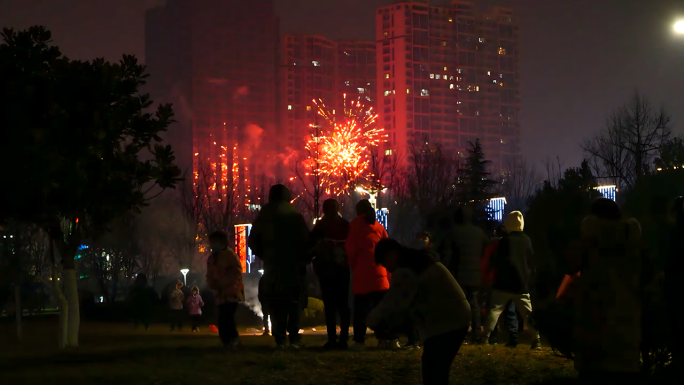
[596, 185, 617, 201]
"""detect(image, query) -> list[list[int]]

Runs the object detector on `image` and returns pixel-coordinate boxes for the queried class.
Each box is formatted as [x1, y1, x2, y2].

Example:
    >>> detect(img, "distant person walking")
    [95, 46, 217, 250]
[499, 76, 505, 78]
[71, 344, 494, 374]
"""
[249, 185, 310, 350]
[311, 198, 351, 349]
[346, 199, 393, 351]
[206, 231, 245, 349]
[186, 285, 205, 332]
[369, 239, 471, 385]
[479, 211, 542, 350]
[168, 280, 185, 331]
[441, 205, 489, 343]
[128, 274, 158, 331]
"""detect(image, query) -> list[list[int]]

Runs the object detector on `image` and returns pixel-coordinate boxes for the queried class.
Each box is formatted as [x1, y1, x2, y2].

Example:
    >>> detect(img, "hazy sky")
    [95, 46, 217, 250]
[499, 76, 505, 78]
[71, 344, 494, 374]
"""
[1, 0, 683, 169]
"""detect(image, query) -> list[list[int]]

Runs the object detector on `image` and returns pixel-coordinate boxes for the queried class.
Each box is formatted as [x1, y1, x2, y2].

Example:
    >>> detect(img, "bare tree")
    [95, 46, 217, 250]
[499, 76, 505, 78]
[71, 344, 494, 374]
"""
[500, 156, 540, 213]
[654, 136, 684, 170]
[85, 216, 138, 303]
[405, 143, 458, 217]
[582, 91, 671, 189]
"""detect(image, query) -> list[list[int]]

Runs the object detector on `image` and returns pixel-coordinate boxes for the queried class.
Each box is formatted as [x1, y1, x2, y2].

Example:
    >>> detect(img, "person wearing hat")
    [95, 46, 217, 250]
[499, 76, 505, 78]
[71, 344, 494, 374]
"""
[479, 211, 542, 350]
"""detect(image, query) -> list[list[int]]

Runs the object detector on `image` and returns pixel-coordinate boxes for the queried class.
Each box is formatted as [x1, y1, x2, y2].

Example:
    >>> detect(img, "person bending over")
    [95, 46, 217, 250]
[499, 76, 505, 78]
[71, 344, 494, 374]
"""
[368, 239, 471, 385]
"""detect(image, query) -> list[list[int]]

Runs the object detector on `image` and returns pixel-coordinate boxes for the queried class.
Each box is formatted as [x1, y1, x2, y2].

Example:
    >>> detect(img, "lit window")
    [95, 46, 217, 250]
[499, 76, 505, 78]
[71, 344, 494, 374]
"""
[436, 74, 441, 80]
[499, 73, 503, 78]
[312, 60, 321, 66]
[407, 88, 411, 94]
[421, 89, 429, 96]
[457, 68, 462, 73]
[385, 73, 390, 79]
[385, 90, 390, 96]
[450, 84, 454, 89]
[493, 80, 498, 84]
[449, 76, 454, 80]
[287, 105, 292, 110]
[384, 31, 389, 37]
[479, 38, 484, 43]
[487, 71, 491, 76]
[476, 86, 479, 91]
[444, 74, 448, 80]
[430, 74, 435, 79]
[307, 106, 312, 111]
[449, 17, 453, 22]
[442, 41, 447, 46]
[358, 87, 365, 93]
[385, 149, 393, 156]
[498, 47, 506, 55]
[345, 81, 350, 86]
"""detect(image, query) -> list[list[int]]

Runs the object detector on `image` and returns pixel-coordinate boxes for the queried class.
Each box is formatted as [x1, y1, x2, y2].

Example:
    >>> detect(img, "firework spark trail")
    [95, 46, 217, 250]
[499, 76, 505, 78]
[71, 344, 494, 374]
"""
[305, 94, 387, 196]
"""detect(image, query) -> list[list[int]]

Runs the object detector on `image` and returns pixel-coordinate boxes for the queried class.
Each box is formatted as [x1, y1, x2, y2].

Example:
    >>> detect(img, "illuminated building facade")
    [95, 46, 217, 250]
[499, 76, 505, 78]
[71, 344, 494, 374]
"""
[146, 0, 279, 209]
[375, 0, 522, 173]
[280, 35, 376, 150]
[596, 185, 617, 202]
[234, 224, 256, 273]
[487, 197, 506, 222]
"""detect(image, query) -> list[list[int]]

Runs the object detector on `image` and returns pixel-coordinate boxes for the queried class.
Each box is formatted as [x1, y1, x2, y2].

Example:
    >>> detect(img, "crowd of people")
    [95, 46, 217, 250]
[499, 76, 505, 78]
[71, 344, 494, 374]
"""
[128, 183, 682, 385]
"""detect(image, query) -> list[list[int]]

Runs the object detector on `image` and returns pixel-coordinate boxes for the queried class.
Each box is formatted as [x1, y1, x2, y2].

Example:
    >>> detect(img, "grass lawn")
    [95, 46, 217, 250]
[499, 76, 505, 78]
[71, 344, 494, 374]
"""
[0, 319, 578, 385]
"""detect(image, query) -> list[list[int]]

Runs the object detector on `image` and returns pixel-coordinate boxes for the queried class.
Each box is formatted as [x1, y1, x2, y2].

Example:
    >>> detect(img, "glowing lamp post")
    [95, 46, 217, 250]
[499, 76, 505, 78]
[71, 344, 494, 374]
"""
[180, 269, 189, 286]
[675, 20, 684, 34]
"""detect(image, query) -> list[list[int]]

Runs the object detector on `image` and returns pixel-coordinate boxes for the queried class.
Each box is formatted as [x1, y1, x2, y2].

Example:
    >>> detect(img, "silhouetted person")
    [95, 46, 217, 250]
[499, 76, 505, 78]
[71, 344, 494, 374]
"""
[311, 199, 351, 349]
[481, 225, 520, 347]
[441, 205, 489, 343]
[346, 199, 392, 351]
[249, 185, 310, 350]
[369, 239, 471, 385]
[206, 231, 244, 349]
[128, 274, 158, 331]
[568, 198, 646, 384]
[666, 196, 684, 372]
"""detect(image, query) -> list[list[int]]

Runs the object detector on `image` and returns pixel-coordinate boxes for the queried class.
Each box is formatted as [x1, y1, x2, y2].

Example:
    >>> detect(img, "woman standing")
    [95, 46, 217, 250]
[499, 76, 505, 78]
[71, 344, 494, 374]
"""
[346, 199, 392, 351]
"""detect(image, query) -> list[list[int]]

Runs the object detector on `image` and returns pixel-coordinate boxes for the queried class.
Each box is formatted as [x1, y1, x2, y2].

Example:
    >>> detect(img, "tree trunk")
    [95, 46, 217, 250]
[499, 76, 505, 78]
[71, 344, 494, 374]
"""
[14, 284, 22, 341]
[52, 266, 69, 349]
[62, 268, 80, 347]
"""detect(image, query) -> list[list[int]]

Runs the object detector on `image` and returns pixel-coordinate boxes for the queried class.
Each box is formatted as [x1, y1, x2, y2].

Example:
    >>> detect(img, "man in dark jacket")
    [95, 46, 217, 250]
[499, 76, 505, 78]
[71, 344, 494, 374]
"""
[440, 205, 489, 343]
[311, 199, 351, 349]
[482, 225, 520, 347]
[666, 197, 684, 373]
[479, 211, 542, 350]
[248, 185, 310, 349]
[128, 274, 159, 330]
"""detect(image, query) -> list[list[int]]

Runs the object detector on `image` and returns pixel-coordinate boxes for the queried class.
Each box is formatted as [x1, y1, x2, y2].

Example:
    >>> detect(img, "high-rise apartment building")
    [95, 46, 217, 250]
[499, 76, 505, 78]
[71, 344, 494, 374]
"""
[376, 0, 521, 172]
[280, 35, 376, 151]
[145, 0, 279, 208]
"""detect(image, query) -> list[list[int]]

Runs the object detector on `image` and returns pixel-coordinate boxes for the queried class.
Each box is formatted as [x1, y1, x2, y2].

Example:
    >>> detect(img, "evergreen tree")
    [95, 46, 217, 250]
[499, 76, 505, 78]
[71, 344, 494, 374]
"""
[456, 139, 496, 227]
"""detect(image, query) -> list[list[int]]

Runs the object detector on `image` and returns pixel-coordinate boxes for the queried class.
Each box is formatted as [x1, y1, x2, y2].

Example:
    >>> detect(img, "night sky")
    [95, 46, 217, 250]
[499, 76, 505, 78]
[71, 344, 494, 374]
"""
[2, 0, 683, 169]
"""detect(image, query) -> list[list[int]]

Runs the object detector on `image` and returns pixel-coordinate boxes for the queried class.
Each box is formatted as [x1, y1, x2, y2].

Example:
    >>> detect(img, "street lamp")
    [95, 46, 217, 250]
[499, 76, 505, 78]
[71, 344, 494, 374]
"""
[675, 20, 684, 34]
[180, 269, 189, 286]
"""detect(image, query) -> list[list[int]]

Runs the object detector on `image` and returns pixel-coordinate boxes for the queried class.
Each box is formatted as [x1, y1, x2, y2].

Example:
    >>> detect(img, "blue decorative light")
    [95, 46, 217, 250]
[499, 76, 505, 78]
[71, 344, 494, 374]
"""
[78, 244, 88, 250]
[596, 185, 616, 202]
[487, 198, 506, 222]
[376, 208, 389, 232]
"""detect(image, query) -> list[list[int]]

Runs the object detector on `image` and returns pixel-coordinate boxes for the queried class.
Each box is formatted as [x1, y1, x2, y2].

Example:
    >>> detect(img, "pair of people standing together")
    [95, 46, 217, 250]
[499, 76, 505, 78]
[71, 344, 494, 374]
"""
[247, 183, 397, 350]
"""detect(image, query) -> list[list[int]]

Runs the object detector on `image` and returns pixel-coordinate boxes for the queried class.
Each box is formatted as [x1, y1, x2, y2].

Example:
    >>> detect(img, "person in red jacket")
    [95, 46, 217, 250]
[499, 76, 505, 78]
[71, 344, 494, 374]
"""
[346, 199, 392, 351]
